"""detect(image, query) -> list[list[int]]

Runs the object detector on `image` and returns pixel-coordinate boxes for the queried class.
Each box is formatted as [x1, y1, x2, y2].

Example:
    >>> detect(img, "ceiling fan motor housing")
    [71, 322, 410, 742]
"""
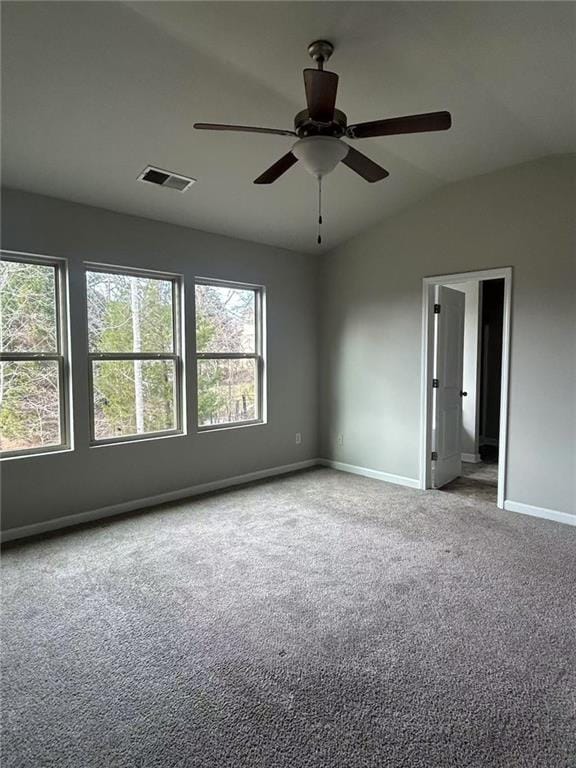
[294, 108, 347, 138]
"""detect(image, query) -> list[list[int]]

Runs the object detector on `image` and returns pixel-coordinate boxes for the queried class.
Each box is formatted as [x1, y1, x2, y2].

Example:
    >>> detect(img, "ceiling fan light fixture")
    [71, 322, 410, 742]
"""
[292, 136, 349, 178]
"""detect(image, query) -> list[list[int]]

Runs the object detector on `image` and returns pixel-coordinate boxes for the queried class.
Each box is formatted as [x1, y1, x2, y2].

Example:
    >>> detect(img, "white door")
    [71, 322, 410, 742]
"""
[433, 285, 465, 488]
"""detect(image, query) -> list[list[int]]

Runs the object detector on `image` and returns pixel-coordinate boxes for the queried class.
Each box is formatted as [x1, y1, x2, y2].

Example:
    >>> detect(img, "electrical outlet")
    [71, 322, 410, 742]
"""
[336, 434, 343, 446]
[295, 432, 302, 445]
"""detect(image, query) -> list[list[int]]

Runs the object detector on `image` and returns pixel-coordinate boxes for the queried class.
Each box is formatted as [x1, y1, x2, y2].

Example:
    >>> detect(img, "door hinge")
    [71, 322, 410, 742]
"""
[431, 451, 438, 461]
[434, 303, 441, 314]
[432, 378, 439, 388]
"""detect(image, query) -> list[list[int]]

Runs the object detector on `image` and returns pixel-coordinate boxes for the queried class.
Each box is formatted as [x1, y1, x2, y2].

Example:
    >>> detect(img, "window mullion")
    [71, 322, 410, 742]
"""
[54, 263, 62, 356]
[57, 356, 68, 449]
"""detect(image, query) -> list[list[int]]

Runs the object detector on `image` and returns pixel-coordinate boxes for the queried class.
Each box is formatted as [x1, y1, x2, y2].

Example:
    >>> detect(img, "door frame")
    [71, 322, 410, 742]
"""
[419, 267, 512, 509]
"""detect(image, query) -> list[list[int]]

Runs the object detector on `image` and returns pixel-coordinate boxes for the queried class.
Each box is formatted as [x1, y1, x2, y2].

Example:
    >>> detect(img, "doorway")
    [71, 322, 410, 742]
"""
[419, 268, 512, 509]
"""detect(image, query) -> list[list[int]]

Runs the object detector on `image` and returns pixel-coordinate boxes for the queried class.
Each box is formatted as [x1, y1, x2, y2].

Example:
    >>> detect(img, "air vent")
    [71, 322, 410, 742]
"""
[138, 166, 196, 192]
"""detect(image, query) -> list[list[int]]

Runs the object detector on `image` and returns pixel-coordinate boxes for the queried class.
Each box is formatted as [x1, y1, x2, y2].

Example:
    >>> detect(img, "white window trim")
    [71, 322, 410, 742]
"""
[195, 277, 266, 432]
[0, 250, 71, 460]
[85, 263, 185, 446]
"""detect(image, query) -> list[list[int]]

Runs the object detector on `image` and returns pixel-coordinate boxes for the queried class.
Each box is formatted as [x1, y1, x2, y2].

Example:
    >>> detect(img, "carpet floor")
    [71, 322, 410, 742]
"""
[2, 468, 575, 767]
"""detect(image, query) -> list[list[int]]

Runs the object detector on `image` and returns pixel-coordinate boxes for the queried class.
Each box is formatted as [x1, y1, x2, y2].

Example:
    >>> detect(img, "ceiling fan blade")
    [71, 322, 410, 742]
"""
[341, 145, 389, 183]
[303, 69, 339, 123]
[254, 152, 298, 184]
[194, 123, 296, 137]
[347, 111, 452, 139]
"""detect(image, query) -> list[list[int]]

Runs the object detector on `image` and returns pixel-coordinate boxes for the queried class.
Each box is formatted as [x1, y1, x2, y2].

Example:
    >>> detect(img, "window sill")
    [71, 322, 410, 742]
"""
[90, 430, 185, 449]
[197, 419, 266, 434]
[0, 445, 73, 462]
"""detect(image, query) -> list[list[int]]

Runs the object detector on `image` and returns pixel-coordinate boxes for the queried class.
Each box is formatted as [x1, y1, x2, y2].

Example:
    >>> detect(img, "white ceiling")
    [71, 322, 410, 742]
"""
[2, 2, 575, 253]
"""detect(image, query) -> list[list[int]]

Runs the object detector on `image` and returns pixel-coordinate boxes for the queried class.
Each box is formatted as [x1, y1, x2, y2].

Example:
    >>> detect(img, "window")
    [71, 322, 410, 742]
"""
[195, 280, 264, 429]
[86, 266, 182, 443]
[0, 253, 69, 457]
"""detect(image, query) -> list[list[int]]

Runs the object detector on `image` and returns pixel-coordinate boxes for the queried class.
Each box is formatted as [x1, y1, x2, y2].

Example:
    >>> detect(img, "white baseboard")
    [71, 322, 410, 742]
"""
[6, 459, 573, 542]
[504, 500, 576, 528]
[319, 458, 420, 489]
[461, 453, 481, 464]
[0, 459, 319, 543]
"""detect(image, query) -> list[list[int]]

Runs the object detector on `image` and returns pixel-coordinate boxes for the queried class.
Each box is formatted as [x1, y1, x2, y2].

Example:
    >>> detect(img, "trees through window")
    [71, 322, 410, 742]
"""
[86, 267, 182, 443]
[195, 281, 264, 428]
[1, 257, 266, 456]
[0, 254, 68, 456]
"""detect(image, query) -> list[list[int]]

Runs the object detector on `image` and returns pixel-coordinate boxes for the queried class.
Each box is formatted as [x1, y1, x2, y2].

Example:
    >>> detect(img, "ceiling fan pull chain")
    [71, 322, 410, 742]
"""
[317, 176, 323, 245]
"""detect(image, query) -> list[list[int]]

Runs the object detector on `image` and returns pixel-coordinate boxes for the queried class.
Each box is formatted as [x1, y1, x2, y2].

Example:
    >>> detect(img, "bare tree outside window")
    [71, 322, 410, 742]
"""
[86, 267, 182, 442]
[0, 254, 68, 456]
[195, 281, 264, 428]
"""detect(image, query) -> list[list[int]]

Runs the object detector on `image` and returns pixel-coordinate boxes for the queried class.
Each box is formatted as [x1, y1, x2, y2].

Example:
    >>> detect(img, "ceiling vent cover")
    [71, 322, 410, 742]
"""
[138, 166, 196, 192]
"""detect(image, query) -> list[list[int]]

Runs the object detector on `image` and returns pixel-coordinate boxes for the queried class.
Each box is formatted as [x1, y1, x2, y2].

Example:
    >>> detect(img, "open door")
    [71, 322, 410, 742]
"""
[433, 285, 465, 488]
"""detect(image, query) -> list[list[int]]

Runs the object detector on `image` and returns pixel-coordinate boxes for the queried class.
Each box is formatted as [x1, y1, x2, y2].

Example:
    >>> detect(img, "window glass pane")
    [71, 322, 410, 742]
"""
[0, 260, 57, 352]
[198, 358, 257, 427]
[195, 284, 255, 354]
[0, 360, 61, 451]
[87, 271, 174, 353]
[92, 359, 176, 440]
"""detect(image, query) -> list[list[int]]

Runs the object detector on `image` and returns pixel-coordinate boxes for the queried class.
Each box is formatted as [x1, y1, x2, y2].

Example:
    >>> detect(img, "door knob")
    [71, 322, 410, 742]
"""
[460, 391, 468, 397]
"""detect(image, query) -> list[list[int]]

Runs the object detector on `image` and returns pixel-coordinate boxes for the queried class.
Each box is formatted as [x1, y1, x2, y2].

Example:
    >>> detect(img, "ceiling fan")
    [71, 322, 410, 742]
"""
[194, 40, 452, 243]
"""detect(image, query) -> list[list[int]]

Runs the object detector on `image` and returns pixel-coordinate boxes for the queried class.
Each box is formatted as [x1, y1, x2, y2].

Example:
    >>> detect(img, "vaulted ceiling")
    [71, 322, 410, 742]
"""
[2, 2, 575, 253]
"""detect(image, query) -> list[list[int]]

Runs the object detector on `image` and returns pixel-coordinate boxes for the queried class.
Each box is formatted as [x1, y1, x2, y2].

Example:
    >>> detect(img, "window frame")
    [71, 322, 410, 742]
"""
[0, 250, 71, 460]
[85, 262, 184, 446]
[194, 277, 265, 432]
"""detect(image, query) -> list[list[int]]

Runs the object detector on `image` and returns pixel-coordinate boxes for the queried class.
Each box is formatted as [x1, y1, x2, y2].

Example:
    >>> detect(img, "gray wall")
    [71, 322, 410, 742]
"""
[3, 155, 575, 532]
[1, 189, 319, 531]
[319, 156, 576, 516]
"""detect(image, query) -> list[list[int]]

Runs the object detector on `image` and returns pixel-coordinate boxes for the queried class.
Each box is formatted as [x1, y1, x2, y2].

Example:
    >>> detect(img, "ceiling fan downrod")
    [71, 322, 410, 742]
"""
[317, 176, 323, 245]
[307, 40, 334, 71]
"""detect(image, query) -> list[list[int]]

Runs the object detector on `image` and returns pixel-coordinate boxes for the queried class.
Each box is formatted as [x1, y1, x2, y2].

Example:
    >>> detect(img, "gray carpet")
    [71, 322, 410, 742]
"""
[2, 468, 575, 767]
